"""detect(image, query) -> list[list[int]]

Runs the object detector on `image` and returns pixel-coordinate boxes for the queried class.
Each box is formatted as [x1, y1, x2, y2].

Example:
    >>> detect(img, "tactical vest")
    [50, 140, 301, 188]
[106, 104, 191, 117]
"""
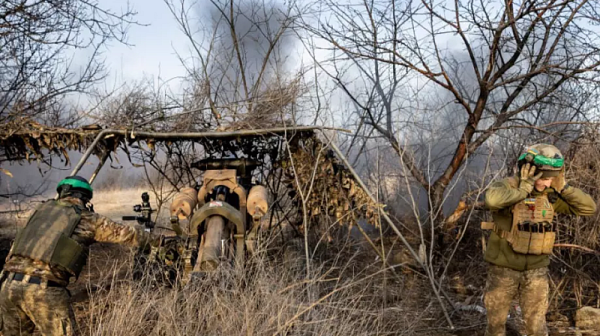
[11, 199, 86, 277]
[483, 193, 556, 255]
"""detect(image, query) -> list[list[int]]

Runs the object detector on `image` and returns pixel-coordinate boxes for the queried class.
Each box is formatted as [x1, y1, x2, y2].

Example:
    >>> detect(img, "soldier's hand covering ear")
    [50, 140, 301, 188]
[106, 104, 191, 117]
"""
[519, 163, 543, 194]
[550, 169, 568, 193]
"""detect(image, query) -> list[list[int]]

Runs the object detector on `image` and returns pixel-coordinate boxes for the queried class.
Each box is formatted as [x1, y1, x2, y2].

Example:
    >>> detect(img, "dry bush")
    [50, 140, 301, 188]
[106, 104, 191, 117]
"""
[75, 235, 452, 336]
[547, 131, 600, 316]
[93, 170, 147, 192]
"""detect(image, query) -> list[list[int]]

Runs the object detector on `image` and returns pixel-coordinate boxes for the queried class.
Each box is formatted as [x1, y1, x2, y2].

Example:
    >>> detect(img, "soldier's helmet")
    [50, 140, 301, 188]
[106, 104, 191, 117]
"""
[57, 176, 93, 201]
[517, 144, 564, 177]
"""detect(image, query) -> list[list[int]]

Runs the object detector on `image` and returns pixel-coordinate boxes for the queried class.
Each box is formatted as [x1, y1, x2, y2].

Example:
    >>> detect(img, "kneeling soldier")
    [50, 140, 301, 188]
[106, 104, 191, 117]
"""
[0, 176, 158, 336]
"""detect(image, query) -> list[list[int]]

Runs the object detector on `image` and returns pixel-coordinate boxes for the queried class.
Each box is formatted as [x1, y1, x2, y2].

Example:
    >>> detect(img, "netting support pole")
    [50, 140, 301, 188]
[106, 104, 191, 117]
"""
[319, 130, 455, 330]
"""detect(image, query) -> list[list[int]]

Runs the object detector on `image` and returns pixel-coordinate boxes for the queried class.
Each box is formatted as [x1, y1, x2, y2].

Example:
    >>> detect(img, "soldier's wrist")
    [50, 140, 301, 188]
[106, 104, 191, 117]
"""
[519, 181, 534, 194]
[560, 184, 573, 194]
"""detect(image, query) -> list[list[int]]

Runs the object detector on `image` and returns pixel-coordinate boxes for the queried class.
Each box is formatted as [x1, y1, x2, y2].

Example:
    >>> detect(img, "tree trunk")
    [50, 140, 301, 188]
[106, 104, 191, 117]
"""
[430, 183, 449, 254]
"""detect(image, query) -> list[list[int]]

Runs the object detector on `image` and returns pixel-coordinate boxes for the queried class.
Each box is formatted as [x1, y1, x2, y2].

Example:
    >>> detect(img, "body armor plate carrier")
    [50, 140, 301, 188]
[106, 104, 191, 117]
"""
[11, 200, 86, 277]
[483, 194, 556, 255]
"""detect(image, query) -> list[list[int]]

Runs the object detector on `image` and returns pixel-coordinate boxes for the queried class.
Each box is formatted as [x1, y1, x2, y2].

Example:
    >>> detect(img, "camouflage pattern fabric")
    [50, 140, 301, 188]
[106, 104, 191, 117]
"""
[520, 143, 563, 176]
[523, 143, 563, 161]
[484, 177, 596, 271]
[0, 281, 76, 336]
[3, 196, 154, 285]
[484, 264, 549, 336]
[0, 196, 154, 335]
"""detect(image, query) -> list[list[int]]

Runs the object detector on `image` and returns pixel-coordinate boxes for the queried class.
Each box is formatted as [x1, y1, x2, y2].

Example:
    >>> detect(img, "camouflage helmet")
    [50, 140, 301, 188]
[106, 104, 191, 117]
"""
[518, 144, 564, 177]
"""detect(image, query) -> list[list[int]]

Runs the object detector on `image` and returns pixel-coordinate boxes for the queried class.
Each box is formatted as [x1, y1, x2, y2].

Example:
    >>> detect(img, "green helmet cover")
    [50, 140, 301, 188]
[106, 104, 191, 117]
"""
[57, 176, 93, 199]
[518, 152, 564, 169]
[518, 143, 565, 171]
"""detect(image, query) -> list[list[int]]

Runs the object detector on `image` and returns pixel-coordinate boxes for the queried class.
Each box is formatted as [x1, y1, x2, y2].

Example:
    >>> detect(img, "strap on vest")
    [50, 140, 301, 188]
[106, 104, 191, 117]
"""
[481, 221, 511, 239]
[481, 222, 495, 230]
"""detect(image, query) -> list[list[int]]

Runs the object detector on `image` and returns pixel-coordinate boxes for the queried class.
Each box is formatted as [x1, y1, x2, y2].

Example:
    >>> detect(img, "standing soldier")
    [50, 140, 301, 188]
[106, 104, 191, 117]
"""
[483, 144, 596, 336]
[0, 176, 158, 336]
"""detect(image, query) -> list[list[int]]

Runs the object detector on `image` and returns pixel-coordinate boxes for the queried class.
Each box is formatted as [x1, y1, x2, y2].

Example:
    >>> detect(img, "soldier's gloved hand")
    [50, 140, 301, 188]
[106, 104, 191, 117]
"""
[551, 169, 569, 193]
[519, 163, 543, 194]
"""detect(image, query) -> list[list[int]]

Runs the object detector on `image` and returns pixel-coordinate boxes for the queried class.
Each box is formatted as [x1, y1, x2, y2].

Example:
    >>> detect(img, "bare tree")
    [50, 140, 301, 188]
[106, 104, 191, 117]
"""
[0, 0, 138, 127]
[308, 0, 600, 226]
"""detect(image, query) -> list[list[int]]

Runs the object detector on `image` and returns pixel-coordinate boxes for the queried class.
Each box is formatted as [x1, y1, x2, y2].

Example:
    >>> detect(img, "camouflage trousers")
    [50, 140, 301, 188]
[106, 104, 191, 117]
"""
[484, 264, 549, 336]
[0, 280, 77, 336]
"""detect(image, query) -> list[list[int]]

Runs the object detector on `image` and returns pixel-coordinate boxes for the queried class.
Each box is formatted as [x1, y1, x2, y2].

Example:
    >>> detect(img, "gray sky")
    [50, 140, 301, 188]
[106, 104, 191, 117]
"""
[2, 0, 313, 198]
[101, 0, 189, 89]
[4, 0, 570, 211]
[1, 0, 191, 199]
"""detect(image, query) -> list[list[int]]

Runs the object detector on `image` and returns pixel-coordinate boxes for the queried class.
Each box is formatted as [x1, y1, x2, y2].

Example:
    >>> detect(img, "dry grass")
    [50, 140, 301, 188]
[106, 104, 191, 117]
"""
[0, 175, 595, 335]
[74, 237, 455, 336]
[36, 188, 457, 336]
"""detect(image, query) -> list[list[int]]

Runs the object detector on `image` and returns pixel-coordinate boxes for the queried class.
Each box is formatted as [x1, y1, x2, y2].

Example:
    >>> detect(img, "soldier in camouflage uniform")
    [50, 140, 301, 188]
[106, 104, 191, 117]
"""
[0, 176, 158, 336]
[483, 144, 596, 336]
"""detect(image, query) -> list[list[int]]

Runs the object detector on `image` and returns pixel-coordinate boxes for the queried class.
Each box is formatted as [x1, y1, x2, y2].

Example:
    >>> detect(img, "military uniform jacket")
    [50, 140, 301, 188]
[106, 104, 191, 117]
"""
[3, 197, 153, 285]
[484, 176, 596, 271]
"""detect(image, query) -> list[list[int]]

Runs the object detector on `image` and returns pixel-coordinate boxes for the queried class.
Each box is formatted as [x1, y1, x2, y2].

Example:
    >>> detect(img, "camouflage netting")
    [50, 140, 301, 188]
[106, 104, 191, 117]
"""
[0, 118, 120, 165]
[282, 135, 382, 228]
[0, 120, 381, 230]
